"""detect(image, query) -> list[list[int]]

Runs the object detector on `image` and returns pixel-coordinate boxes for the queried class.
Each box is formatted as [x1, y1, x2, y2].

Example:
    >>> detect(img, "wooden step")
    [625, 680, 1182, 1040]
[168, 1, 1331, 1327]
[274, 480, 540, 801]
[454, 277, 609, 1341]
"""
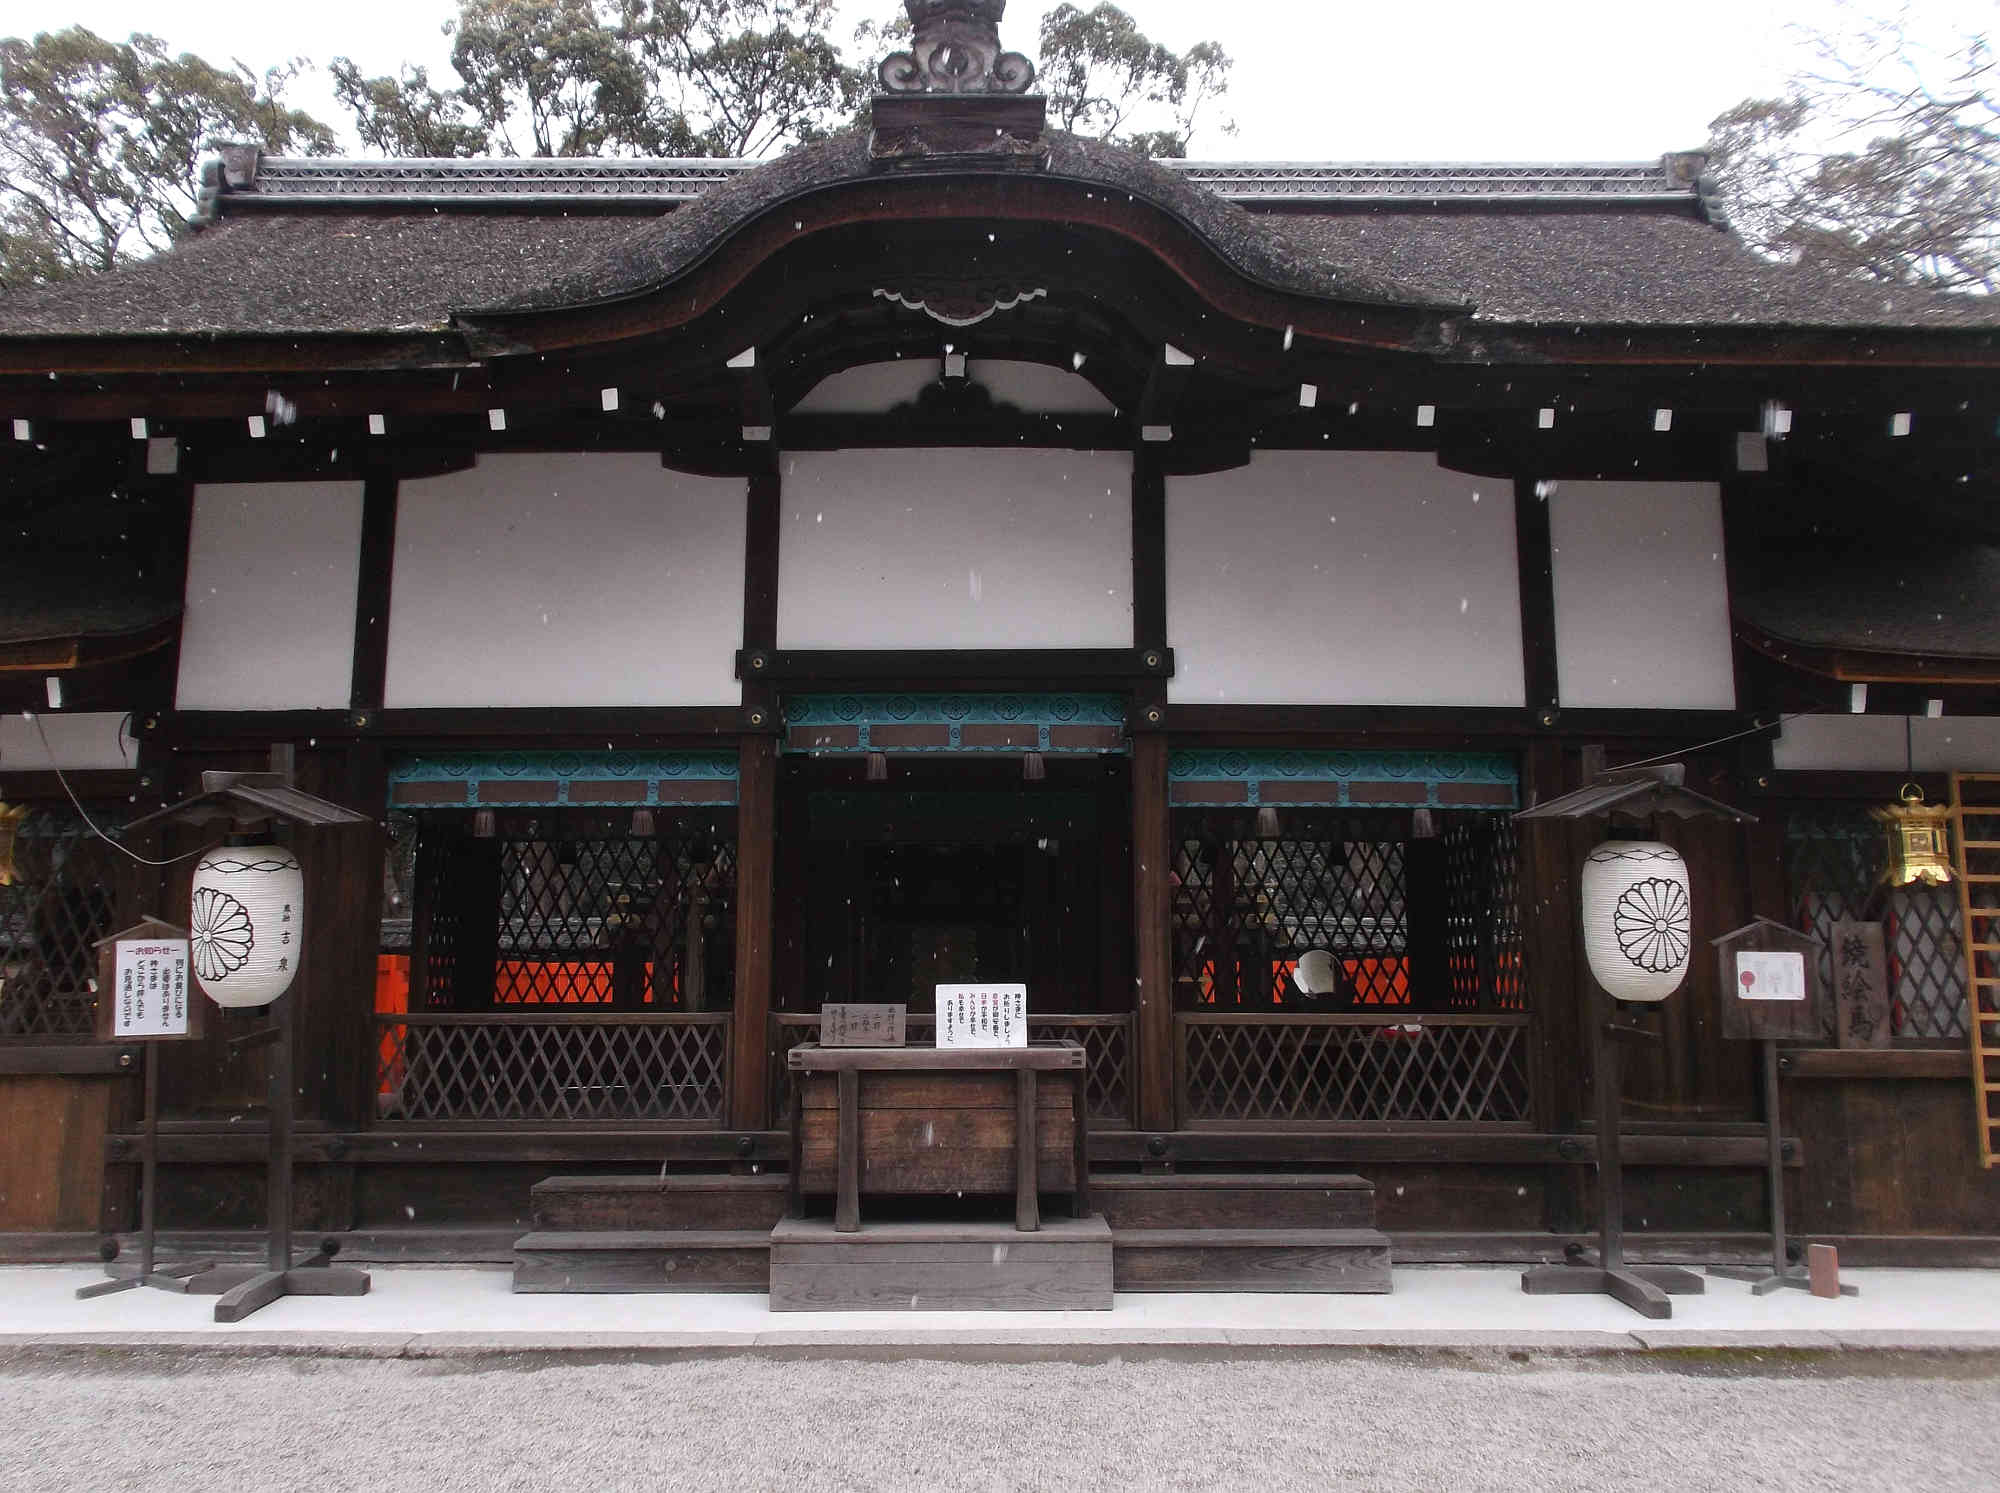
[531, 1174, 789, 1232]
[1113, 1227, 1393, 1293]
[1091, 1173, 1378, 1230]
[512, 1229, 769, 1293]
[769, 1216, 1113, 1312]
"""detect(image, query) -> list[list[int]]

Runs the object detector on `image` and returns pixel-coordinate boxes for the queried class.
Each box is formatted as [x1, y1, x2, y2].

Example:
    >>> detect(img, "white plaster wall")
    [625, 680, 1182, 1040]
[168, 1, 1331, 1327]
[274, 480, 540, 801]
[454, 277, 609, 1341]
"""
[1773, 714, 2000, 772]
[0, 712, 136, 772]
[176, 481, 363, 710]
[1166, 451, 1524, 705]
[778, 449, 1133, 649]
[1548, 480, 1735, 710]
[385, 454, 744, 708]
[793, 359, 1112, 414]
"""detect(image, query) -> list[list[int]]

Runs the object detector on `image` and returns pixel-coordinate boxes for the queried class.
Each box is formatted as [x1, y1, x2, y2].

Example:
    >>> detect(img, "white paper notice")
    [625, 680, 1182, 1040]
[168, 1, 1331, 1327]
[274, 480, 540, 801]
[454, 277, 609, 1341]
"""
[934, 984, 1028, 1049]
[113, 940, 193, 1037]
[1736, 950, 1807, 1002]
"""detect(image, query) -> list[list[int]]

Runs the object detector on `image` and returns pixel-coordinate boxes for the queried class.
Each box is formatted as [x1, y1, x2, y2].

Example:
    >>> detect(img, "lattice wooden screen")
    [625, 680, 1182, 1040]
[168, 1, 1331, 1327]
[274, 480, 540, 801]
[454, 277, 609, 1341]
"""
[1951, 773, 2000, 1168]
[411, 808, 736, 1012]
[0, 809, 119, 1038]
[1170, 807, 1522, 1013]
[1786, 805, 1969, 1040]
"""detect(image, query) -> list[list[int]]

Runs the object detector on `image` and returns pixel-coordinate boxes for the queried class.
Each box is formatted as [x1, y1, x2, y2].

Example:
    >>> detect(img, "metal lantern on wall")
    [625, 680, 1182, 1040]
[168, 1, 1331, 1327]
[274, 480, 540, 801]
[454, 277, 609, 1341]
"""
[1580, 840, 1693, 1003]
[188, 845, 304, 1008]
[1872, 784, 1955, 888]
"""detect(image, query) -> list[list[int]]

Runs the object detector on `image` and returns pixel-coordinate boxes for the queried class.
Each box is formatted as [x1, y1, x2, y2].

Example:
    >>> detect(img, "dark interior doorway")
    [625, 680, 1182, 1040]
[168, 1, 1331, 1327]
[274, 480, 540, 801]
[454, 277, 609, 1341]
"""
[777, 756, 1130, 1014]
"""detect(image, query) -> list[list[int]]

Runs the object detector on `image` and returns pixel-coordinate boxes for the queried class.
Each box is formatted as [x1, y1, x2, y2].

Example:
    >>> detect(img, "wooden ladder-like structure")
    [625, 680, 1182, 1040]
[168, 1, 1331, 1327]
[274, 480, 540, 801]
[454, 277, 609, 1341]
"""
[1951, 772, 2000, 1168]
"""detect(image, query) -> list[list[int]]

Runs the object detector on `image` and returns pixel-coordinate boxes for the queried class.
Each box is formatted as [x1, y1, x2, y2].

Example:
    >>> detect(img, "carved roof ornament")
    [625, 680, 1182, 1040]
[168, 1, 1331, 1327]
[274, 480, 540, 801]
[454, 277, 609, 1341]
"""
[879, 0, 1036, 95]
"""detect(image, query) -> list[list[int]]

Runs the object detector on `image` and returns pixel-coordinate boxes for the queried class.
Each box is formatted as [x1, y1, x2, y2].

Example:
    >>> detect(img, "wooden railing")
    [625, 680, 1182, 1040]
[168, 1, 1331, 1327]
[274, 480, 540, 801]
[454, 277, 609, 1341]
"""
[375, 1012, 730, 1124]
[1177, 1012, 1533, 1128]
[769, 1011, 1135, 1130]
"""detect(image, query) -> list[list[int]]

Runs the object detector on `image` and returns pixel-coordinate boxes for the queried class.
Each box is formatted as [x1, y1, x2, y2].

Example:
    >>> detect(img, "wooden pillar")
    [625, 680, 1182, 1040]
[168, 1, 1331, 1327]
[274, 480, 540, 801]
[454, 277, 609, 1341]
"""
[730, 733, 778, 1130]
[1521, 739, 1589, 1233]
[1513, 475, 1559, 721]
[1132, 733, 1174, 1132]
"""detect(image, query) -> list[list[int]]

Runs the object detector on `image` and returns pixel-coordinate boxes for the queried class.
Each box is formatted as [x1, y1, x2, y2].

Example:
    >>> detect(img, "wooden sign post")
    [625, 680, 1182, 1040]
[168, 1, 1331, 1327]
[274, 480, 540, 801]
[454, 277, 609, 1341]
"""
[1707, 918, 1857, 1298]
[77, 919, 210, 1300]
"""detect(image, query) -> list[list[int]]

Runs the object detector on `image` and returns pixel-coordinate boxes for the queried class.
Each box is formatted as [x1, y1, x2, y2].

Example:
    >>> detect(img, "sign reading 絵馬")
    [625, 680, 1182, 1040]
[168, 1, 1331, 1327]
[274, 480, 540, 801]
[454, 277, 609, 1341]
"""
[934, 984, 1027, 1049]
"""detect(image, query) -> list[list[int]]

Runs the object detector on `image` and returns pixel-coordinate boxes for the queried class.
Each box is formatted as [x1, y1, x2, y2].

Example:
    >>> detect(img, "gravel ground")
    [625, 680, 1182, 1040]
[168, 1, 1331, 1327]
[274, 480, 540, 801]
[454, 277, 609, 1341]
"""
[5, 1353, 1997, 1492]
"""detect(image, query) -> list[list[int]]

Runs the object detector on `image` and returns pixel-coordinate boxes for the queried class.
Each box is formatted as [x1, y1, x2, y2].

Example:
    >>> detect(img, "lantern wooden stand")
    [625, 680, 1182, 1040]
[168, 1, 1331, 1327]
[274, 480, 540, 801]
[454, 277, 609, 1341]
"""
[1706, 919, 1857, 1297]
[1516, 761, 1754, 1320]
[181, 988, 370, 1320]
[122, 750, 372, 1322]
[1521, 989, 1705, 1319]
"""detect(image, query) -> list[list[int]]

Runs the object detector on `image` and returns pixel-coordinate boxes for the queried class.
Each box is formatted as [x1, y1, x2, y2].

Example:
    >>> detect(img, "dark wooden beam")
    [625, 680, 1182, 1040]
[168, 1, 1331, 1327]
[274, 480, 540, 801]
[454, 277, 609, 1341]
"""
[737, 648, 1175, 684]
[347, 468, 399, 719]
[729, 734, 777, 1130]
[144, 705, 745, 745]
[1132, 449, 1167, 650]
[1512, 476, 1559, 720]
[1131, 733, 1174, 1131]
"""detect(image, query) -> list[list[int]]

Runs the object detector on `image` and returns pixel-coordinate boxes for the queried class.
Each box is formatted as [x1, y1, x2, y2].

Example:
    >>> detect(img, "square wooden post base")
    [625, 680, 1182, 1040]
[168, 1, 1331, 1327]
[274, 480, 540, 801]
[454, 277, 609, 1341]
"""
[184, 1246, 371, 1322]
[76, 1262, 213, 1300]
[1520, 1258, 1706, 1320]
[1706, 1263, 1858, 1297]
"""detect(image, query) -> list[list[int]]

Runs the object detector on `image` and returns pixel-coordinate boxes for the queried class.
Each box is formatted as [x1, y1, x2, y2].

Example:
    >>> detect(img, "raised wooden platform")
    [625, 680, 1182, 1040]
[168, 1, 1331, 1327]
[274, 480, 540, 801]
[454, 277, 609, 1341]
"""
[513, 1229, 770, 1293]
[530, 1174, 789, 1231]
[1091, 1173, 1379, 1230]
[1114, 1228, 1391, 1292]
[768, 1215, 1113, 1312]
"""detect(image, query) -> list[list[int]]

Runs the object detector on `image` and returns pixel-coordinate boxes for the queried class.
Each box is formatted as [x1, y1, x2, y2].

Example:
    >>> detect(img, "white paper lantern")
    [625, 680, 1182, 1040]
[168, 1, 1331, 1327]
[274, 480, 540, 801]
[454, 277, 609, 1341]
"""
[188, 845, 304, 1008]
[1580, 840, 1691, 1003]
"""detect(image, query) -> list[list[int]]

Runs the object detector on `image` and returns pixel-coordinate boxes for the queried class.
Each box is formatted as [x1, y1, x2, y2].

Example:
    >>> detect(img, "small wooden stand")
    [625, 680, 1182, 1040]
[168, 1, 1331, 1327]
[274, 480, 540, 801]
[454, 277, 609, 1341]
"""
[77, 1044, 213, 1299]
[78, 920, 211, 1300]
[1707, 1039, 1858, 1297]
[182, 991, 371, 1321]
[1522, 993, 1705, 1319]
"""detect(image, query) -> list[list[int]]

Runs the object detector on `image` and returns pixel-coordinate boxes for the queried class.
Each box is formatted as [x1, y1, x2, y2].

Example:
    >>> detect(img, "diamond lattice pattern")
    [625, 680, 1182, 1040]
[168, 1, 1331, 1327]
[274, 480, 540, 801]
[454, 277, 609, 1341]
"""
[1786, 806, 1968, 1039]
[378, 1016, 727, 1122]
[1182, 1019, 1531, 1124]
[1, 810, 118, 1038]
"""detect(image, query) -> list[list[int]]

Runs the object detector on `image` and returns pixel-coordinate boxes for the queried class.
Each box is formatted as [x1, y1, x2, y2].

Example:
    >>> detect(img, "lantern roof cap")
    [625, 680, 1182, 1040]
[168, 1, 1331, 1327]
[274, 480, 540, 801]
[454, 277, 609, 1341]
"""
[125, 772, 369, 833]
[1514, 763, 1755, 823]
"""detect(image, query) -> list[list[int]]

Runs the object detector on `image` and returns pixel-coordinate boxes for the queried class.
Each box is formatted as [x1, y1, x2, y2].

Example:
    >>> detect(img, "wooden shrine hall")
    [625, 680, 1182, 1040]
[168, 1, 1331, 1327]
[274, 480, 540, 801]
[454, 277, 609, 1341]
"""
[2, 0, 1998, 1297]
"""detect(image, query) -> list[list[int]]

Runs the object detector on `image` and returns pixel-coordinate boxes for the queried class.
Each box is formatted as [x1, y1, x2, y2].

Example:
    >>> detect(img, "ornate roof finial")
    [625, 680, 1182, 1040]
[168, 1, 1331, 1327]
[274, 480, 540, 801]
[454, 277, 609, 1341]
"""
[879, 0, 1036, 95]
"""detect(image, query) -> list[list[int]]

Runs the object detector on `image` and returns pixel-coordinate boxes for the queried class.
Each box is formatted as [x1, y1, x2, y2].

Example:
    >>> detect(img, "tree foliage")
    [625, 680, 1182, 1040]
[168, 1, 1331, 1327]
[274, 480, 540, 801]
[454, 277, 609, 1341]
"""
[1707, 10, 1998, 295]
[1036, 3, 1232, 159]
[330, 59, 490, 157]
[0, 27, 335, 289]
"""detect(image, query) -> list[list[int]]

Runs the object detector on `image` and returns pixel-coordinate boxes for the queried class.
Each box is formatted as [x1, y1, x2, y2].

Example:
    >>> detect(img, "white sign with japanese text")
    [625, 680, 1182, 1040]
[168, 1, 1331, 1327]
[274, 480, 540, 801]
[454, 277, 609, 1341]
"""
[934, 984, 1027, 1049]
[1736, 950, 1807, 1001]
[112, 940, 193, 1038]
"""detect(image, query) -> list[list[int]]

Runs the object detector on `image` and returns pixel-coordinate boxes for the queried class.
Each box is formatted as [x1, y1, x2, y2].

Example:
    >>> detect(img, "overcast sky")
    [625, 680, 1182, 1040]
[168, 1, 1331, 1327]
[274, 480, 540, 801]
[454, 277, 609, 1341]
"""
[12, 1, 1965, 160]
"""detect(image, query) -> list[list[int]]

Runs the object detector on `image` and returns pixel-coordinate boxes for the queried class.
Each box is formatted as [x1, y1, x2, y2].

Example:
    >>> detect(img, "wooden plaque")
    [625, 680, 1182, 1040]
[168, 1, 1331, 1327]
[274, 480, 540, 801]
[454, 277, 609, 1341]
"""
[93, 918, 202, 1043]
[1714, 918, 1823, 1042]
[820, 1003, 906, 1048]
[1830, 919, 1892, 1049]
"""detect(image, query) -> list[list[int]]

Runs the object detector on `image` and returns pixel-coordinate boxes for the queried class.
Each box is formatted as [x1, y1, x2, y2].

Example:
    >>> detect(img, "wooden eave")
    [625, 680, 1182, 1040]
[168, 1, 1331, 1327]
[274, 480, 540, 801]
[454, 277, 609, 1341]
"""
[0, 615, 178, 675]
[1736, 617, 2000, 688]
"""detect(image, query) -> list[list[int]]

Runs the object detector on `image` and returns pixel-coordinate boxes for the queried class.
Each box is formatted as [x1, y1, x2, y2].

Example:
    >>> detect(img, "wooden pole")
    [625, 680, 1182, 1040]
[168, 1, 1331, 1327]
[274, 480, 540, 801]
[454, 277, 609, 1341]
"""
[1131, 734, 1174, 1132]
[730, 735, 777, 1129]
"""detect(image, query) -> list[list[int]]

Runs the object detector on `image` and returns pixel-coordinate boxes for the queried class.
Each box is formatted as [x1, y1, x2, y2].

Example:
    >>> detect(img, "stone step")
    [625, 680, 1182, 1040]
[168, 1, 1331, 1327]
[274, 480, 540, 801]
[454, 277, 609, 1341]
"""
[1112, 1227, 1393, 1293]
[512, 1229, 770, 1293]
[769, 1215, 1113, 1312]
[1091, 1173, 1378, 1231]
[530, 1174, 789, 1232]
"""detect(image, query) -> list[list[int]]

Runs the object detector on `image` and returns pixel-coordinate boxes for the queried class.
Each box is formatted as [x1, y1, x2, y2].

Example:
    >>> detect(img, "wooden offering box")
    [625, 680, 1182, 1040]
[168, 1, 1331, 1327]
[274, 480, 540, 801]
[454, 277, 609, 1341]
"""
[788, 1041, 1088, 1231]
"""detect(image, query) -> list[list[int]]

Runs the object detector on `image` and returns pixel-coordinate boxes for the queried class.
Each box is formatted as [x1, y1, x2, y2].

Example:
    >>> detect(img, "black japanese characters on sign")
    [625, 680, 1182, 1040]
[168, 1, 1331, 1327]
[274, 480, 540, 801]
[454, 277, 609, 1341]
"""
[93, 919, 203, 1043]
[935, 984, 1028, 1049]
[820, 1003, 907, 1048]
[1830, 919, 1892, 1049]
